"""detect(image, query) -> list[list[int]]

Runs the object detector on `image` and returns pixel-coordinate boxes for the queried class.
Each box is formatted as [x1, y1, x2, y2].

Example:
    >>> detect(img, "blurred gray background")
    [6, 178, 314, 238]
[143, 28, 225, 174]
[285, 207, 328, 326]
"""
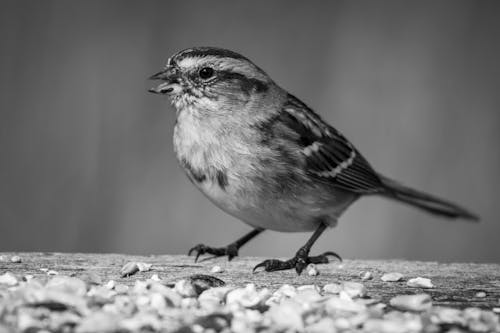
[1, 0, 499, 263]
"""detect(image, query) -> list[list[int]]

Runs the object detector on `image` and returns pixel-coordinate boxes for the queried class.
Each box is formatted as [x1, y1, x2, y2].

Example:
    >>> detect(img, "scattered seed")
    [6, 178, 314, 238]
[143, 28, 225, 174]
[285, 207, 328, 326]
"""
[297, 284, 320, 292]
[307, 264, 319, 276]
[267, 299, 304, 331]
[432, 307, 466, 326]
[341, 281, 367, 298]
[189, 274, 225, 295]
[76, 312, 120, 333]
[360, 271, 373, 280]
[306, 318, 336, 333]
[114, 284, 129, 293]
[0, 272, 18, 286]
[407, 277, 434, 288]
[101, 281, 114, 291]
[46, 276, 87, 296]
[226, 284, 270, 309]
[10, 255, 22, 263]
[120, 262, 139, 277]
[136, 262, 152, 272]
[293, 287, 322, 304]
[323, 283, 342, 295]
[325, 291, 366, 314]
[0, 260, 498, 333]
[149, 274, 161, 282]
[381, 272, 404, 282]
[175, 279, 198, 297]
[390, 294, 432, 312]
[210, 265, 224, 273]
[78, 272, 102, 286]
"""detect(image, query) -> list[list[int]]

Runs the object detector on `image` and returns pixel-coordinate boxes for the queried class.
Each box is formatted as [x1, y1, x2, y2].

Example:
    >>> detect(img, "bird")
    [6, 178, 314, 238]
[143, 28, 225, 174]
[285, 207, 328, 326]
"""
[148, 46, 479, 275]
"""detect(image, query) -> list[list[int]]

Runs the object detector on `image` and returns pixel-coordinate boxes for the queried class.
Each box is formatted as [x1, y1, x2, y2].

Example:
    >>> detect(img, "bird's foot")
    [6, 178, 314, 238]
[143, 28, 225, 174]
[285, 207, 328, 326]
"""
[188, 243, 239, 262]
[253, 250, 341, 275]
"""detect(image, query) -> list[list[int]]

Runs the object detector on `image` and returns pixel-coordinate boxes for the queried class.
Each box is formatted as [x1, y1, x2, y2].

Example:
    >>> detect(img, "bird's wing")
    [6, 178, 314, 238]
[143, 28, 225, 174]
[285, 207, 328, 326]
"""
[281, 93, 384, 194]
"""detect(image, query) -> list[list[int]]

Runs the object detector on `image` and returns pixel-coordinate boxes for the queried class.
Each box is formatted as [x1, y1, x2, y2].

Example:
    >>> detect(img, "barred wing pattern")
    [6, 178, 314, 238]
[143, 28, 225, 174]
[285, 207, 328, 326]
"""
[282, 94, 384, 194]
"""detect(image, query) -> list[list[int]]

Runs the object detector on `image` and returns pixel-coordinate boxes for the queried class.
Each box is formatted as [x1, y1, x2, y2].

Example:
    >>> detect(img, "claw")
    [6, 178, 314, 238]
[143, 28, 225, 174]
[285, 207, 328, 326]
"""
[322, 251, 343, 262]
[295, 258, 307, 275]
[252, 261, 267, 273]
[187, 244, 206, 263]
[252, 249, 342, 275]
[188, 244, 201, 257]
[187, 243, 238, 263]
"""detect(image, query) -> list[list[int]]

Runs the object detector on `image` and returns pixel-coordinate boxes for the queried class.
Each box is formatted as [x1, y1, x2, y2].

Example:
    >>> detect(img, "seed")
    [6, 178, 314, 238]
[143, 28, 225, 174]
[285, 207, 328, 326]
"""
[307, 264, 319, 276]
[175, 279, 197, 298]
[189, 274, 225, 295]
[105, 280, 116, 289]
[149, 274, 161, 282]
[120, 262, 139, 277]
[341, 281, 367, 298]
[210, 265, 224, 273]
[46, 276, 87, 296]
[226, 284, 270, 308]
[267, 299, 304, 331]
[136, 262, 152, 272]
[114, 284, 129, 293]
[323, 283, 342, 295]
[407, 277, 434, 289]
[389, 294, 432, 312]
[0, 272, 18, 286]
[381, 272, 404, 282]
[10, 255, 22, 263]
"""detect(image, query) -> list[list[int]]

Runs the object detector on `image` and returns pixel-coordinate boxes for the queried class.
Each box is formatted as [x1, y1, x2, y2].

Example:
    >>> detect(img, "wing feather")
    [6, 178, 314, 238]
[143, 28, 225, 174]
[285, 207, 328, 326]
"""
[282, 94, 384, 194]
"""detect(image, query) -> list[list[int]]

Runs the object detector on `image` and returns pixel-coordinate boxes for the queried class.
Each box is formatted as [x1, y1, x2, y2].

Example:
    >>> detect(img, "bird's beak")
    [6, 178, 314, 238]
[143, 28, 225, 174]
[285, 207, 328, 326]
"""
[148, 66, 181, 95]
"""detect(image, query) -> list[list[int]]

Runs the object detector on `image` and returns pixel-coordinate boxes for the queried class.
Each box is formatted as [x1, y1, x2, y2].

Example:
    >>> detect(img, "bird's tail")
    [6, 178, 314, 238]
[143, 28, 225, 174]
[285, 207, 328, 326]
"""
[379, 175, 479, 221]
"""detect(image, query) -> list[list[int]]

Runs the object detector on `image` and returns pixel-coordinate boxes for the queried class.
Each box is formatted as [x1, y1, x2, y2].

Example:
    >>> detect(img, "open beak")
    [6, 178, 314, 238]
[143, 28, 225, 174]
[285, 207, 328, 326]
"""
[148, 67, 180, 94]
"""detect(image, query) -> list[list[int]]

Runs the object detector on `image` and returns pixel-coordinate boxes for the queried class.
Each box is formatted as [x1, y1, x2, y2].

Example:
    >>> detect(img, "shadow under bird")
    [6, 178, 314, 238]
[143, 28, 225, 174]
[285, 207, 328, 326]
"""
[149, 47, 478, 274]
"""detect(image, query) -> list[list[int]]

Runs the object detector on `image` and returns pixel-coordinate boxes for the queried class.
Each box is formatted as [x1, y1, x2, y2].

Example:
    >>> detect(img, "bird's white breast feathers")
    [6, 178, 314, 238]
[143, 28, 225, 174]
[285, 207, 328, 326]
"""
[172, 107, 353, 232]
[173, 107, 246, 212]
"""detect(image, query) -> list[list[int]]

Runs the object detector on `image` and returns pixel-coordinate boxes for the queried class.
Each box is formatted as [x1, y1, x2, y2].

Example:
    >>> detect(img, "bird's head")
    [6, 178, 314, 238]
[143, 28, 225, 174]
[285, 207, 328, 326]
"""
[149, 47, 279, 115]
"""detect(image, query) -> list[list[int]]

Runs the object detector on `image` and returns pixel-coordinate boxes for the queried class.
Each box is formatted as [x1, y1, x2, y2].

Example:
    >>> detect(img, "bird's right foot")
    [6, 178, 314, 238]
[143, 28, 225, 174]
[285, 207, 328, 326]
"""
[188, 243, 239, 262]
[253, 250, 342, 275]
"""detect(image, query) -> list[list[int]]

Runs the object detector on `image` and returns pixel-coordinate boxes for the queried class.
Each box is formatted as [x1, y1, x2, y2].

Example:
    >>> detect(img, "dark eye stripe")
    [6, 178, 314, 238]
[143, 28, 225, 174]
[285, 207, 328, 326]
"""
[218, 71, 268, 94]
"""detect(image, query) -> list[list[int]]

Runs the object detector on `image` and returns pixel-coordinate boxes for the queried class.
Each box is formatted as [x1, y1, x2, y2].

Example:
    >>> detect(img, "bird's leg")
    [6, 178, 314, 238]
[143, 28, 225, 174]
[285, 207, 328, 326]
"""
[188, 228, 263, 262]
[253, 222, 341, 275]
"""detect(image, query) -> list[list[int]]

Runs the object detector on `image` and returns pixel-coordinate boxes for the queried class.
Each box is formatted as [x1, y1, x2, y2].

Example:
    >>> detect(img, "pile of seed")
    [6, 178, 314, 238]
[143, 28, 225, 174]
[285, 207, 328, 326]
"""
[0, 265, 499, 333]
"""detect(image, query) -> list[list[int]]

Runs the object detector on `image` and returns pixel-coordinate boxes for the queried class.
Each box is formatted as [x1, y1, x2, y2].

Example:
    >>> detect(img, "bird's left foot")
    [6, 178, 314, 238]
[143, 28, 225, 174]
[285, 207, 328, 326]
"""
[188, 243, 239, 262]
[253, 249, 342, 275]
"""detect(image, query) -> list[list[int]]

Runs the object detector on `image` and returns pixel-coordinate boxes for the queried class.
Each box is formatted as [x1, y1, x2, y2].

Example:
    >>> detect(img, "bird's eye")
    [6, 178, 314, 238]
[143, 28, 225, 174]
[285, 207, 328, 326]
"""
[198, 67, 215, 80]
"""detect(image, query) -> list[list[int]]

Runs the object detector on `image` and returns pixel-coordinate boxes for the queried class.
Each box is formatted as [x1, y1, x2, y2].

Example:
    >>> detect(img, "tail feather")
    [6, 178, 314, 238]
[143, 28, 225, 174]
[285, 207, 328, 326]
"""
[379, 176, 479, 221]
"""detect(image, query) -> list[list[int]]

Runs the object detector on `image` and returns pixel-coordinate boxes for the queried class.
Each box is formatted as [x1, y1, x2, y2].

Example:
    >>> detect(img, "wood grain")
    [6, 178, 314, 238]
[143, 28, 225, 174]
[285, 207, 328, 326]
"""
[1, 253, 498, 309]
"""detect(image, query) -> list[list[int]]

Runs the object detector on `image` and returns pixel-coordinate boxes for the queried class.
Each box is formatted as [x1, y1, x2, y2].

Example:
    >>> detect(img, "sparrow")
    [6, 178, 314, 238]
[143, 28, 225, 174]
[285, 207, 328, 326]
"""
[149, 47, 478, 274]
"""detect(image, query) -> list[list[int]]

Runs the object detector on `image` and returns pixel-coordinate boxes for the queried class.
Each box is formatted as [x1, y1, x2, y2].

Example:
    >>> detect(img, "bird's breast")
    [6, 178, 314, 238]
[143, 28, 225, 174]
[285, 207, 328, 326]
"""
[173, 108, 246, 211]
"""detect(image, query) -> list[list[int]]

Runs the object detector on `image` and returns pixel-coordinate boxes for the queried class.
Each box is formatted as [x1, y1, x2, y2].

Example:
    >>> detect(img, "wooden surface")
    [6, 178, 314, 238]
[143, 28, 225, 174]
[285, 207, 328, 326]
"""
[1, 252, 499, 309]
